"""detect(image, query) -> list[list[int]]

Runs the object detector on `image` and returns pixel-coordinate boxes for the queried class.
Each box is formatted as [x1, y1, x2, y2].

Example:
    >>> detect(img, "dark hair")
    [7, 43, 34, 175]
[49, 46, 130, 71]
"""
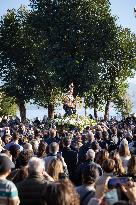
[17, 150, 32, 167]
[127, 155, 136, 176]
[91, 141, 100, 151]
[82, 164, 99, 185]
[37, 142, 47, 158]
[41, 180, 80, 205]
[95, 131, 102, 141]
[63, 136, 71, 147]
[95, 149, 109, 166]
[9, 145, 20, 160]
[12, 132, 19, 141]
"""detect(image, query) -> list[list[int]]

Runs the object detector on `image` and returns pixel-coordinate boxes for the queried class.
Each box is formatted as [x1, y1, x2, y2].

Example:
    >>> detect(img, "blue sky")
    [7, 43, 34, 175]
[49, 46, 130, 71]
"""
[0, 0, 136, 32]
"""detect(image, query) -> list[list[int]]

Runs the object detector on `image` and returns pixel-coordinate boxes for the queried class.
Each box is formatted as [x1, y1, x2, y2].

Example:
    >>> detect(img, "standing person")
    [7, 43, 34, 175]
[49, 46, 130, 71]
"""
[47, 158, 64, 181]
[44, 142, 59, 171]
[5, 132, 23, 151]
[0, 155, 20, 205]
[78, 132, 95, 164]
[119, 142, 131, 172]
[62, 136, 78, 183]
[75, 149, 102, 186]
[41, 179, 80, 205]
[44, 143, 68, 177]
[76, 165, 99, 205]
[17, 157, 53, 205]
[45, 129, 60, 145]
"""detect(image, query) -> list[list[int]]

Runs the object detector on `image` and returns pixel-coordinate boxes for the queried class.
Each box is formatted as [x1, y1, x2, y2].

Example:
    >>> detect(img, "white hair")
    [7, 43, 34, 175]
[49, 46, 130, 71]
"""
[24, 143, 33, 151]
[28, 157, 45, 173]
[86, 149, 95, 159]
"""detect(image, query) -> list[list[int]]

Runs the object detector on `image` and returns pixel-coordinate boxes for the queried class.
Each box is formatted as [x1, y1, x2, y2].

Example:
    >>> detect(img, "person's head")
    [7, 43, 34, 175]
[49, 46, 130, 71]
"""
[110, 151, 125, 175]
[102, 131, 109, 140]
[0, 155, 15, 177]
[41, 180, 80, 205]
[9, 145, 20, 160]
[3, 134, 11, 144]
[119, 144, 131, 157]
[1, 150, 11, 159]
[28, 157, 45, 175]
[47, 158, 63, 181]
[102, 159, 115, 173]
[50, 129, 56, 138]
[18, 150, 33, 167]
[31, 139, 39, 154]
[95, 131, 102, 141]
[82, 164, 99, 185]
[86, 149, 95, 161]
[23, 143, 33, 151]
[91, 141, 100, 152]
[12, 132, 19, 141]
[62, 136, 72, 147]
[96, 149, 109, 166]
[111, 127, 117, 135]
[127, 155, 136, 176]
[87, 131, 94, 142]
[49, 142, 59, 154]
[37, 141, 47, 158]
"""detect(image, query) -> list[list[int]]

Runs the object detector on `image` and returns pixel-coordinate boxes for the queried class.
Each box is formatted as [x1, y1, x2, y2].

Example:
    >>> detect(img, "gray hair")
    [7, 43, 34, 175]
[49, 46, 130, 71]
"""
[24, 143, 33, 151]
[28, 157, 45, 174]
[49, 142, 59, 154]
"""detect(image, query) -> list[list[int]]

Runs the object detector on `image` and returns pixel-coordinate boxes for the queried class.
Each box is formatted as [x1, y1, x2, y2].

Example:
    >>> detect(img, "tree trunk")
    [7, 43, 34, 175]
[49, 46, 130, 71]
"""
[18, 100, 26, 123]
[48, 103, 55, 119]
[104, 100, 110, 121]
[94, 108, 98, 120]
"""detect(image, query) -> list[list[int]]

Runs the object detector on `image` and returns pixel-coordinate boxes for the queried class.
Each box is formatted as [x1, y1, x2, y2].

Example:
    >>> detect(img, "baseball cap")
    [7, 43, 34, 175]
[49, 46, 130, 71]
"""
[0, 155, 15, 173]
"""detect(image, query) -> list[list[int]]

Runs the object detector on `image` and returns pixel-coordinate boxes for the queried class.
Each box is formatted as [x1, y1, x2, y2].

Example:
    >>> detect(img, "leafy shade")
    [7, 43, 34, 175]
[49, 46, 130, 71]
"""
[0, 92, 17, 116]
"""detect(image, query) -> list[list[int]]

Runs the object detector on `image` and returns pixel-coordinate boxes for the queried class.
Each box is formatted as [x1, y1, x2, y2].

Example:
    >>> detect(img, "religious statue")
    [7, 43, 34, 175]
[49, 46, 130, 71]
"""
[63, 83, 76, 116]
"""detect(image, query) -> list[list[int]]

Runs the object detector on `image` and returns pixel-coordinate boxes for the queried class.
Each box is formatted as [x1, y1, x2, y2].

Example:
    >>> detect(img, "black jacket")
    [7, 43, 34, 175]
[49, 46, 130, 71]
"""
[62, 147, 78, 183]
[17, 172, 48, 205]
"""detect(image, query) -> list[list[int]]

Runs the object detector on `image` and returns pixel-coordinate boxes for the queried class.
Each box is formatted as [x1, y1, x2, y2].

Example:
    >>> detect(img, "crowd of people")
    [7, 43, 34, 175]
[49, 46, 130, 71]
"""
[0, 115, 136, 205]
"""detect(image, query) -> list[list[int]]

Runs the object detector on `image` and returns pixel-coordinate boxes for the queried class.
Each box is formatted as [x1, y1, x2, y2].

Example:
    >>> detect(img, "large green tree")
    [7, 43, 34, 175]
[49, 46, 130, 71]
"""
[84, 27, 136, 120]
[0, 7, 37, 122]
[28, 0, 117, 97]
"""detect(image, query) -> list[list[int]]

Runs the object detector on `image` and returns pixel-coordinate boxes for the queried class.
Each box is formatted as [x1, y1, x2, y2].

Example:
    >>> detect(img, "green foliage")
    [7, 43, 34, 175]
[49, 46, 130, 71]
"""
[29, 0, 117, 96]
[114, 93, 133, 117]
[0, 6, 36, 102]
[0, 0, 136, 120]
[0, 92, 17, 116]
[84, 28, 136, 116]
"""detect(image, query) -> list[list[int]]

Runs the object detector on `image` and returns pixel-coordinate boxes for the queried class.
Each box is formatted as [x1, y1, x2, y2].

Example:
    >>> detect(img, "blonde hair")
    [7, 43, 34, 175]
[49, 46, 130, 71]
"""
[47, 158, 63, 181]
[110, 151, 125, 175]
[119, 144, 131, 157]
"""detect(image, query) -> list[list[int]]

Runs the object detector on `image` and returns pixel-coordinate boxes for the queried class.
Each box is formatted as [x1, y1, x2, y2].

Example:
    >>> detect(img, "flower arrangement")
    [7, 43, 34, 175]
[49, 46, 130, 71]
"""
[53, 114, 96, 131]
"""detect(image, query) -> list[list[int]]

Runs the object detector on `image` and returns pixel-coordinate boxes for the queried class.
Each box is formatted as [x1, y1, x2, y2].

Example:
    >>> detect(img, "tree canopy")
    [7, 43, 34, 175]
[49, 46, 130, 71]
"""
[0, 0, 136, 119]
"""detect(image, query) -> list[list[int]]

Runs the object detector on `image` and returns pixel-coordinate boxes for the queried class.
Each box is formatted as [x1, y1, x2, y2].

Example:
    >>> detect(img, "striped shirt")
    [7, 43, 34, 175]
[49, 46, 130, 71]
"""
[0, 179, 19, 205]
